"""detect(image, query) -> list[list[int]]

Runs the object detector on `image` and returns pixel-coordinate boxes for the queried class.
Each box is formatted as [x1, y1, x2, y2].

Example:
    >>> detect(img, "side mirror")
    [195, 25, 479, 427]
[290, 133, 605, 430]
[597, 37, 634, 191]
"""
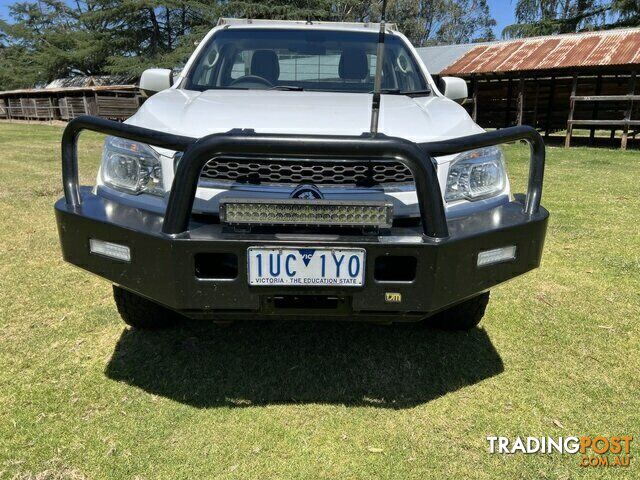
[140, 68, 173, 96]
[440, 77, 468, 104]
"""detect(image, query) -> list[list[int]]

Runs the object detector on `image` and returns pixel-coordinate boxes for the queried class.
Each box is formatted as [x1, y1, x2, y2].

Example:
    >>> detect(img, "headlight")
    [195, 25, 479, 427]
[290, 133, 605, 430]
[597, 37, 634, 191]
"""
[101, 136, 164, 195]
[445, 146, 507, 202]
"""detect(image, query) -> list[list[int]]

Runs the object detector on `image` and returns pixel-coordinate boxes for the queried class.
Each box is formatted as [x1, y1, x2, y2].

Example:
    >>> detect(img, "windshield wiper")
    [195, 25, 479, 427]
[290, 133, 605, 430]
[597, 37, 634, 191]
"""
[376, 88, 431, 98]
[270, 85, 304, 91]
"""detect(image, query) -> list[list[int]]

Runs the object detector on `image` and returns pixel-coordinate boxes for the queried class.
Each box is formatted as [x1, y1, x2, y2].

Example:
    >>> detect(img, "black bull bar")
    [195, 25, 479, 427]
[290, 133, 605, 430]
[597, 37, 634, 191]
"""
[57, 115, 548, 319]
[62, 116, 545, 239]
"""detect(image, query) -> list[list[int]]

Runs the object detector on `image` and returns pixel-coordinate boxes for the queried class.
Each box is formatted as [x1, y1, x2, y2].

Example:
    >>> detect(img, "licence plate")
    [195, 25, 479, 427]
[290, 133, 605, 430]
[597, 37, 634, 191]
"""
[248, 247, 366, 287]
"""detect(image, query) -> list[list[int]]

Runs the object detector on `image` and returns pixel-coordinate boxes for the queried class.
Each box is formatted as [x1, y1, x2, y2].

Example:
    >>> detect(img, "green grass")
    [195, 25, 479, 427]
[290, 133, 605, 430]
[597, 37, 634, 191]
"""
[0, 122, 638, 479]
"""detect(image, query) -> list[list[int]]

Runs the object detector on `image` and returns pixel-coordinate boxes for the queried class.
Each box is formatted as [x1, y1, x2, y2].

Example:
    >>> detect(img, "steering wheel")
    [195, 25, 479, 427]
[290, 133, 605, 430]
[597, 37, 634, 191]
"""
[229, 75, 273, 89]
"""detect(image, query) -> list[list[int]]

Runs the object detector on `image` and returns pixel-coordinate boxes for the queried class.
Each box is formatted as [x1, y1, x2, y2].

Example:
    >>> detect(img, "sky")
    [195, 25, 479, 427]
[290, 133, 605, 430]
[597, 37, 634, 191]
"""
[487, 0, 517, 39]
[0, 0, 517, 40]
[0, 0, 12, 20]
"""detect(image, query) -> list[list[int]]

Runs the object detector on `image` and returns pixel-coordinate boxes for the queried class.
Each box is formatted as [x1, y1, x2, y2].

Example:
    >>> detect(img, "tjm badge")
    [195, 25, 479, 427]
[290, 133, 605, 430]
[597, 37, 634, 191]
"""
[385, 292, 402, 303]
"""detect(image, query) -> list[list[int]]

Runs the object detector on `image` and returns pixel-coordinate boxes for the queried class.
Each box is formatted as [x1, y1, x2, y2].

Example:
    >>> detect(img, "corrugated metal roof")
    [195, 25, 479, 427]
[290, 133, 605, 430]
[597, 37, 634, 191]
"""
[416, 44, 481, 74]
[0, 85, 138, 96]
[46, 75, 138, 89]
[442, 27, 640, 75]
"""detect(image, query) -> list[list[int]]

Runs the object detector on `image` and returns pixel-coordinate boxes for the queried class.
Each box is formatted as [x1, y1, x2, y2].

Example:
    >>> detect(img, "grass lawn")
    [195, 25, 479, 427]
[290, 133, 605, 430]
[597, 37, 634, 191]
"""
[0, 122, 638, 479]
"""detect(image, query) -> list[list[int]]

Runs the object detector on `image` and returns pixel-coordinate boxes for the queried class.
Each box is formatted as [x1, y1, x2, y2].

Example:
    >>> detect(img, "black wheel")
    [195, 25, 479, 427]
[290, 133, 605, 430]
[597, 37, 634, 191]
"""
[429, 292, 490, 330]
[113, 285, 182, 329]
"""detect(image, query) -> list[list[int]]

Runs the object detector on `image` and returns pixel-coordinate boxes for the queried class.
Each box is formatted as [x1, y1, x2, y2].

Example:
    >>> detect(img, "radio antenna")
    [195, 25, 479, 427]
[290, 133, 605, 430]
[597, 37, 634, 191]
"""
[369, 0, 388, 135]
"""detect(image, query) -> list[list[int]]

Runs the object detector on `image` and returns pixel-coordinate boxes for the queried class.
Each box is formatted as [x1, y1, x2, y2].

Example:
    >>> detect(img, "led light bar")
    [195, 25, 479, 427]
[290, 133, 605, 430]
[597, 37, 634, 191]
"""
[89, 239, 131, 262]
[219, 199, 393, 228]
[477, 245, 517, 267]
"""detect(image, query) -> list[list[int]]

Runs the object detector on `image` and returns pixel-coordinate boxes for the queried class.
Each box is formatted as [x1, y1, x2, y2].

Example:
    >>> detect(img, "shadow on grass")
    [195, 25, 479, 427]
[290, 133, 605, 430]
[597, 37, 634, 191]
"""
[105, 321, 503, 409]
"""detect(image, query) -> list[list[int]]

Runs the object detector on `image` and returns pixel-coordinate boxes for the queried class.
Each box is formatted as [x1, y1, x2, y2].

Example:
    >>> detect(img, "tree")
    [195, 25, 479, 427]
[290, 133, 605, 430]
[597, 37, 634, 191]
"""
[206, 0, 495, 45]
[502, 0, 639, 38]
[0, 0, 219, 82]
[0, 0, 496, 90]
[222, 0, 336, 20]
[0, 43, 41, 90]
[0, 0, 111, 83]
[430, 0, 496, 44]
[609, 0, 640, 28]
[331, 0, 495, 45]
[104, 0, 224, 74]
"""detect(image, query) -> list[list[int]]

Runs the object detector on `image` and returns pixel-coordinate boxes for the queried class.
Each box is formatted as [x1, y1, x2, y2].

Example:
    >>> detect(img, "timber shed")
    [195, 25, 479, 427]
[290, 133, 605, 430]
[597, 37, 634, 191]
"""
[418, 28, 640, 149]
[0, 75, 141, 122]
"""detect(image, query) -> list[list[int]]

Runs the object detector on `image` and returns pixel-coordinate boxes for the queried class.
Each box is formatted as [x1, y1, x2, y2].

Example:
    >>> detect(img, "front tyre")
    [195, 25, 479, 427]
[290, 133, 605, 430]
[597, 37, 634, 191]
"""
[113, 285, 182, 329]
[429, 292, 490, 330]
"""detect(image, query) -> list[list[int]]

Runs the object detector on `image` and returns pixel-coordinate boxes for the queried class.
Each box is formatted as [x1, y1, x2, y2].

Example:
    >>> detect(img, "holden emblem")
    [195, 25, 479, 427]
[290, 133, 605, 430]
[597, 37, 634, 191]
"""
[290, 184, 324, 200]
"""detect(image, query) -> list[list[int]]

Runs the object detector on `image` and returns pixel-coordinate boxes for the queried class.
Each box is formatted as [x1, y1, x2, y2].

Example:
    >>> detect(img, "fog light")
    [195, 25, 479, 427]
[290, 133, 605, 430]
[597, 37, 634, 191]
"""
[219, 199, 393, 228]
[477, 246, 516, 267]
[89, 239, 131, 262]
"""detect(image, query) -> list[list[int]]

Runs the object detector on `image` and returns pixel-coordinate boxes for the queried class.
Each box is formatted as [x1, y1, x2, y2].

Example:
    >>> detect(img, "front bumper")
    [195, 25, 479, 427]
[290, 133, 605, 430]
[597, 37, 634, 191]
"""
[56, 116, 548, 321]
[55, 189, 547, 320]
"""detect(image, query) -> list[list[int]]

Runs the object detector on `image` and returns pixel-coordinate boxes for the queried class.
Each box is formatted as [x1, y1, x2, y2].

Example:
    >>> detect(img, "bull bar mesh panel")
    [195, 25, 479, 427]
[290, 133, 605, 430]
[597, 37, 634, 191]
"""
[200, 157, 413, 185]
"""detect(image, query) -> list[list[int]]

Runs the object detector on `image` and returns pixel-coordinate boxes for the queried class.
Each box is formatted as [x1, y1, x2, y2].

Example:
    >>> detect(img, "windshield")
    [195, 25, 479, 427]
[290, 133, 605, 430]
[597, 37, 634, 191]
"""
[184, 28, 428, 94]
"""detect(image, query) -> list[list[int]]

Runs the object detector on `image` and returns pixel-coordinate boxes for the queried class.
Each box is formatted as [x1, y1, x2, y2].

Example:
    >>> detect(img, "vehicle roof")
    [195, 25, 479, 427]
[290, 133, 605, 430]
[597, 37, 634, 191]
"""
[216, 17, 398, 33]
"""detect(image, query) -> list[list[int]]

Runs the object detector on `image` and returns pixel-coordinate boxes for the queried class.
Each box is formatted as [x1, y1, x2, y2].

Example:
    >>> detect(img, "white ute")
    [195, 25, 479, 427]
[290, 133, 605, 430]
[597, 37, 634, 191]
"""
[56, 18, 548, 330]
[100, 19, 510, 220]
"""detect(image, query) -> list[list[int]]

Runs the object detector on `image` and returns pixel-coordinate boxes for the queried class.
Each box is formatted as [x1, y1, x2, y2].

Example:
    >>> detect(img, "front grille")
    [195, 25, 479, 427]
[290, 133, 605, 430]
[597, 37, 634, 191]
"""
[199, 157, 413, 185]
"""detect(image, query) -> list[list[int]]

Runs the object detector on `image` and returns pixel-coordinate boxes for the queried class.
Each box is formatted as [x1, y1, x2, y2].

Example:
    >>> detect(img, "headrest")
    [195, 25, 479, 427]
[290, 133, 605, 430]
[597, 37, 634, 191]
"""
[251, 50, 280, 83]
[339, 48, 369, 81]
